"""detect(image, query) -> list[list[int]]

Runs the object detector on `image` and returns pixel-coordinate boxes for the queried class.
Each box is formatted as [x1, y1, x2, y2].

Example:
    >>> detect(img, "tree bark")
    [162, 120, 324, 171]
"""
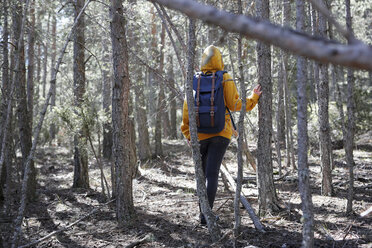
[134, 71, 152, 161]
[282, 0, 296, 171]
[345, 0, 355, 214]
[255, 0, 279, 215]
[168, 55, 178, 139]
[13, 0, 36, 201]
[149, 0, 372, 70]
[102, 38, 113, 160]
[73, 0, 89, 189]
[26, 0, 36, 132]
[154, 20, 163, 156]
[234, 0, 245, 238]
[185, 18, 221, 242]
[49, 14, 57, 141]
[110, 0, 136, 224]
[318, 1, 333, 196]
[42, 13, 50, 99]
[296, 0, 314, 246]
[0, 0, 10, 202]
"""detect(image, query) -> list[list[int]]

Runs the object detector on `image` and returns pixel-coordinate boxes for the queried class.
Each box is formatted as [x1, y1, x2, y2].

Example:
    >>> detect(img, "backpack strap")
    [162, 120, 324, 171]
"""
[210, 72, 215, 127]
[196, 75, 201, 127]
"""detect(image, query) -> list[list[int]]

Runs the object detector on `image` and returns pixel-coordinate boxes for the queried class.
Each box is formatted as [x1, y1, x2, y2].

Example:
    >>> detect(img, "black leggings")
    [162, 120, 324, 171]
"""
[199, 136, 230, 209]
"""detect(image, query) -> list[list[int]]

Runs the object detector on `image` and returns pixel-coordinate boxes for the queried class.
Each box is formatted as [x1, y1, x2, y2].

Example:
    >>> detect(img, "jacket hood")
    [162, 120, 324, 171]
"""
[200, 45, 224, 72]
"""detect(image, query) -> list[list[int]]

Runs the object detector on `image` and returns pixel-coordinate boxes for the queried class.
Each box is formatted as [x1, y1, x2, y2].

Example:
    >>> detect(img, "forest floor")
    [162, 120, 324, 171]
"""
[1, 134, 372, 248]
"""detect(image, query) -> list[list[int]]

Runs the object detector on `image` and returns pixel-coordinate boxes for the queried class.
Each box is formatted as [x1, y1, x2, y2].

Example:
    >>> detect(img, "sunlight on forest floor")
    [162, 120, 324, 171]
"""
[1, 138, 371, 247]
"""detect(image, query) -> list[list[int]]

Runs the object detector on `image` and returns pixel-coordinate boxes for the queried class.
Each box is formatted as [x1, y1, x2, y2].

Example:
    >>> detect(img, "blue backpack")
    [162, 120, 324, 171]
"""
[193, 71, 226, 134]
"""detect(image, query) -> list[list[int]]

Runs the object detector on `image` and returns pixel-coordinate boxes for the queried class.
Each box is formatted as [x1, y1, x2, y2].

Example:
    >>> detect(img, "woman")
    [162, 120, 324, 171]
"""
[181, 45, 262, 225]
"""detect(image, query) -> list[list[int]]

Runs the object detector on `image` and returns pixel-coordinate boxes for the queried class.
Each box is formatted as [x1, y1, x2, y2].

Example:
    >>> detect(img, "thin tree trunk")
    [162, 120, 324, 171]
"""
[256, 0, 279, 215]
[159, 24, 171, 139]
[73, 0, 89, 189]
[42, 13, 50, 99]
[234, 0, 245, 239]
[0, 0, 10, 202]
[185, 18, 221, 242]
[102, 38, 113, 160]
[49, 14, 57, 141]
[13, 0, 36, 202]
[318, 0, 333, 196]
[134, 73, 152, 161]
[110, 0, 136, 224]
[282, 0, 296, 171]
[26, 0, 36, 132]
[168, 55, 178, 139]
[297, 0, 314, 246]
[34, 8, 41, 118]
[345, 0, 355, 214]
[154, 23, 163, 156]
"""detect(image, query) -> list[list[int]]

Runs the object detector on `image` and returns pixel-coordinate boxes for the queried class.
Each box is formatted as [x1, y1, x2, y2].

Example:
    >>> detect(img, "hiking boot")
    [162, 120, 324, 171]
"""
[200, 214, 219, 225]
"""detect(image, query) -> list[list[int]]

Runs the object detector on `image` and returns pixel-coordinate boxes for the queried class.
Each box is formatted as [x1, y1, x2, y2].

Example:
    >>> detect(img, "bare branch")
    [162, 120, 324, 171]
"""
[149, 0, 372, 71]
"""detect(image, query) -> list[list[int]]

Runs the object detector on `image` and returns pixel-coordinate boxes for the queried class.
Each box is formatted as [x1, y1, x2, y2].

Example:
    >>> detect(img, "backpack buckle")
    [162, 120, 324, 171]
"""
[210, 111, 215, 116]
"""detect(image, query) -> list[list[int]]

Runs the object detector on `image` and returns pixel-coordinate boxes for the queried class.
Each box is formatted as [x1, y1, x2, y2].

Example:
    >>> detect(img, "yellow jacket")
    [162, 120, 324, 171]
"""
[181, 45, 260, 141]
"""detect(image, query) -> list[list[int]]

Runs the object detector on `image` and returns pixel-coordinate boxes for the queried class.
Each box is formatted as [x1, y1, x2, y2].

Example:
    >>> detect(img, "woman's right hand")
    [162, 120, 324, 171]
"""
[253, 84, 262, 96]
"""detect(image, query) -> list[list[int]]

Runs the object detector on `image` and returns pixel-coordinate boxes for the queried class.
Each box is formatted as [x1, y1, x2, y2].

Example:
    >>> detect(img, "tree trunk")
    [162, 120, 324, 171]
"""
[42, 13, 50, 99]
[255, 0, 279, 215]
[110, 0, 136, 224]
[318, 1, 333, 196]
[102, 38, 113, 160]
[13, 0, 36, 202]
[168, 55, 178, 139]
[185, 18, 221, 242]
[234, 0, 245, 238]
[282, 0, 296, 171]
[34, 9, 41, 118]
[0, 0, 10, 202]
[73, 0, 89, 189]
[26, 0, 36, 132]
[297, 0, 314, 246]
[345, 0, 355, 214]
[154, 23, 164, 156]
[49, 14, 57, 142]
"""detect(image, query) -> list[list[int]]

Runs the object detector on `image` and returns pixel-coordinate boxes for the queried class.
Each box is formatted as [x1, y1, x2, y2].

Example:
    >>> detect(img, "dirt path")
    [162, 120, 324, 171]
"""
[1, 139, 371, 247]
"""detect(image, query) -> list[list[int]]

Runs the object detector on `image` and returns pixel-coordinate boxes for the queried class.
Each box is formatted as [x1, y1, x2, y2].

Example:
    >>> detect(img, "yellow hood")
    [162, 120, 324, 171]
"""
[201, 45, 224, 72]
